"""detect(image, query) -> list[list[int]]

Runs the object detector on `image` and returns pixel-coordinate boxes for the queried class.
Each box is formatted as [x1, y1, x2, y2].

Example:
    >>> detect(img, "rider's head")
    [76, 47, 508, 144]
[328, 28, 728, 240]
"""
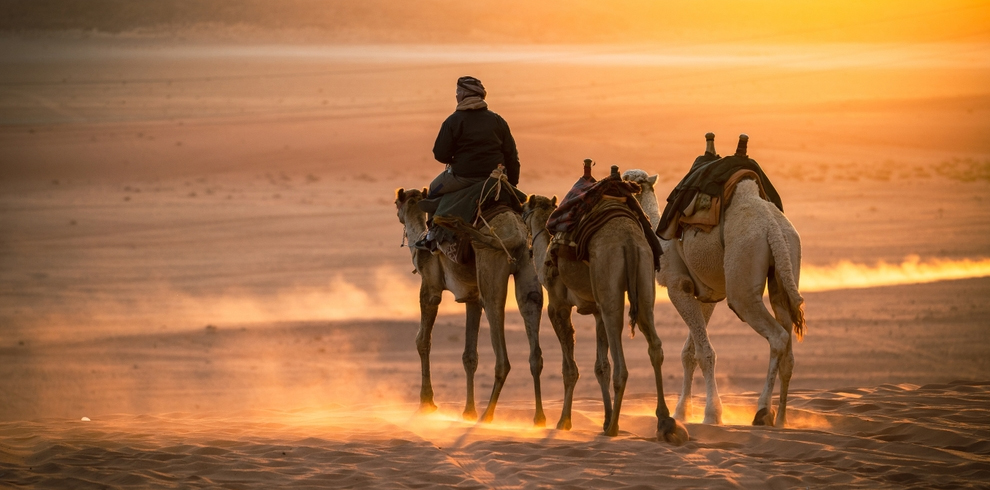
[455, 76, 486, 103]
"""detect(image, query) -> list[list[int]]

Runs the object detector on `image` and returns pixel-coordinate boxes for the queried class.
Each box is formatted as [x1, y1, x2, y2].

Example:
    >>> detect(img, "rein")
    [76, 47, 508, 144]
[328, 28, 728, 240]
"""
[398, 202, 426, 249]
[523, 203, 555, 256]
[532, 227, 548, 247]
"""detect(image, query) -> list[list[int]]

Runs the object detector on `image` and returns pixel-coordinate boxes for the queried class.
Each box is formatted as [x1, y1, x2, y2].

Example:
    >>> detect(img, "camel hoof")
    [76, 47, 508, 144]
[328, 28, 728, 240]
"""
[534, 413, 547, 428]
[418, 402, 438, 415]
[462, 408, 478, 421]
[479, 410, 495, 424]
[753, 407, 776, 426]
[658, 418, 690, 446]
[556, 418, 572, 431]
[601, 409, 613, 433]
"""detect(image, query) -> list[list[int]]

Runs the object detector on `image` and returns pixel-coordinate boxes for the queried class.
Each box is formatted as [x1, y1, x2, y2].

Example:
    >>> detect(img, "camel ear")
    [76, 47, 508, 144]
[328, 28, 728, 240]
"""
[527, 194, 535, 204]
[396, 188, 406, 201]
[422, 187, 429, 197]
[551, 196, 558, 206]
[648, 174, 658, 185]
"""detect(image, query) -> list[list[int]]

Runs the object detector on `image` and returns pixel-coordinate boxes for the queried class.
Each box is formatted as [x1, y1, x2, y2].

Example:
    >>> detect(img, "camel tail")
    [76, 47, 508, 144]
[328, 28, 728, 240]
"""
[766, 215, 807, 341]
[623, 240, 639, 338]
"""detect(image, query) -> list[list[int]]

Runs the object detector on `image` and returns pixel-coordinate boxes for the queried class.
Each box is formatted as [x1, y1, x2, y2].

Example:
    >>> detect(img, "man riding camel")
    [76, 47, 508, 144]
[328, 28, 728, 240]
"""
[416, 76, 521, 250]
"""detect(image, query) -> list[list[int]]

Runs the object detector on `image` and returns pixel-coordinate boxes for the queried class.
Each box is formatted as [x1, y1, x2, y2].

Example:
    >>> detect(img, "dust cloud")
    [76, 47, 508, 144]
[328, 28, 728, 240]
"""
[15, 255, 989, 342]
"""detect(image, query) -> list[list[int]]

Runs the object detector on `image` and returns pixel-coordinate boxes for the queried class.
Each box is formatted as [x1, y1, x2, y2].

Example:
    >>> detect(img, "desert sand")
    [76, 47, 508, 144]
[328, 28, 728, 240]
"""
[2, 6, 990, 488]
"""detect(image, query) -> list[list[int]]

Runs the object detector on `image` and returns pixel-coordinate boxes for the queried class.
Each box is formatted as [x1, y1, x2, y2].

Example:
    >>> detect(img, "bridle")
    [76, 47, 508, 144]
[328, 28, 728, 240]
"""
[522, 204, 552, 247]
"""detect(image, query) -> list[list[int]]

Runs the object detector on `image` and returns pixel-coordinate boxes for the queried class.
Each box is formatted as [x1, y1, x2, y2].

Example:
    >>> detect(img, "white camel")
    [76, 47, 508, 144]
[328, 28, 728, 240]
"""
[623, 134, 805, 427]
[523, 180, 688, 443]
[395, 187, 546, 426]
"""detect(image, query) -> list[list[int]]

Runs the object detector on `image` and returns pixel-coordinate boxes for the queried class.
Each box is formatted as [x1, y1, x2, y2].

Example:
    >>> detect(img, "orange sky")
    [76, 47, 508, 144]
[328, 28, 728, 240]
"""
[3, 0, 989, 44]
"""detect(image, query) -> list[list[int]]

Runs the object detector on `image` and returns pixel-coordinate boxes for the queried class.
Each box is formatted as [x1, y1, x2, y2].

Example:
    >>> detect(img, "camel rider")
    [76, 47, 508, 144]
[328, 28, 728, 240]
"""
[416, 76, 521, 249]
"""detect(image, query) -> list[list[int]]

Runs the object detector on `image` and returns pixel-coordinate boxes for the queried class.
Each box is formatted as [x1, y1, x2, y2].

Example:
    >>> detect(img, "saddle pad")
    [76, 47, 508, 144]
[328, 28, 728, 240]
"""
[479, 204, 517, 225]
[667, 169, 771, 238]
[438, 233, 475, 266]
[658, 154, 783, 240]
[573, 197, 638, 262]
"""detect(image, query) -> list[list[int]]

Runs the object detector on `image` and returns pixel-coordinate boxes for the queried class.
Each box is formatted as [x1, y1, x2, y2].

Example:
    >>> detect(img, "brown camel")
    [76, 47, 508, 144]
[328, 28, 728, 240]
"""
[523, 191, 688, 444]
[624, 133, 806, 427]
[395, 187, 546, 426]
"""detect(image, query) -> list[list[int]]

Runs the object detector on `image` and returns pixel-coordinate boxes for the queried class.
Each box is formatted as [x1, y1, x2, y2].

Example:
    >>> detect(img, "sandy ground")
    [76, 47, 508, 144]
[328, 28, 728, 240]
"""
[1, 33, 990, 488]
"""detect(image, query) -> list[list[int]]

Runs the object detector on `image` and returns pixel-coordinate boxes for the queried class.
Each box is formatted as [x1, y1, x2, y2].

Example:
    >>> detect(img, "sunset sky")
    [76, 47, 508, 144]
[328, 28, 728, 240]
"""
[2, 8, 990, 487]
[1, 1, 988, 333]
[2, 0, 989, 44]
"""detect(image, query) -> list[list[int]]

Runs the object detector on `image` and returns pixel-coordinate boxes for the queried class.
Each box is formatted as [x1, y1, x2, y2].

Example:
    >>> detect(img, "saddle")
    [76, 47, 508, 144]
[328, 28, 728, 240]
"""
[545, 171, 661, 272]
[549, 195, 637, 264]
[430, 169, 527, 266]
[675, 169, 771, 236]
[658, 154, 783, 240]
[436, 203, 516, 265]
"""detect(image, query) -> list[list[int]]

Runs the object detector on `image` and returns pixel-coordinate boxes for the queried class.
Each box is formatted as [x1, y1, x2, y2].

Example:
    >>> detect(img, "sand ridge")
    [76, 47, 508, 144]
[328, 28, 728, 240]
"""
[1, 383, 988, 488]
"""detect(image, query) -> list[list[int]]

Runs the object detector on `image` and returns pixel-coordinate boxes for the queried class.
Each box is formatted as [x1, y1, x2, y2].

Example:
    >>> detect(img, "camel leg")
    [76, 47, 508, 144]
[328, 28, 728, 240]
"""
[477, 256, 512, 424]
[548, 302, 578, 430]
[601, 307, 627, 437]
[592, 260, 628, 437]
[740, 305, 788, 427]
[776, 334, 794, 427]
[668, 280, 723, 424]
[726, 252, 788, 427]
[416, 282, 442, 414]
[767, 273, 796, 428]
[514, 257, 546, 427]
[674, 334, 696, 421]
[633, 254, 689, 443]
[592, 311, 613, 432]
[634, 283, 687, 443]
[767, 227, 802, 428]
[462, 300, 482, 421]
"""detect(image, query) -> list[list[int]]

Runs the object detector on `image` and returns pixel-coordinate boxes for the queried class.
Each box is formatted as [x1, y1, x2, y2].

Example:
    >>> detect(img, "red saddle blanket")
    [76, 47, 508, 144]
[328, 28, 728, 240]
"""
[546, 175, 661, 270]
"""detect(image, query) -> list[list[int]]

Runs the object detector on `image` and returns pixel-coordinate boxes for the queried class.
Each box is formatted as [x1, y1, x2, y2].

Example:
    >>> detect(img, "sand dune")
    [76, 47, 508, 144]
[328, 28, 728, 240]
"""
[2, 385, 989, 488]
[1, 314, 989, 488]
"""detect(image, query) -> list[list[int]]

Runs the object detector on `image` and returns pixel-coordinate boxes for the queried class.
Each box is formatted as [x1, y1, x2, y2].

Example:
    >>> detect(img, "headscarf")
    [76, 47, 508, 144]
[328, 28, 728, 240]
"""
[456, 76, 488, 111]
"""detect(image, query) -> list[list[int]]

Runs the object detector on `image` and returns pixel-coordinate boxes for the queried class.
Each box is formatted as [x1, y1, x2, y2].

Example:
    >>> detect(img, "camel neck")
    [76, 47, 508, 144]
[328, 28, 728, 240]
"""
[637, 189, 661, 231]
[530, 222, 552, 267]
[403, 210, 428, 256]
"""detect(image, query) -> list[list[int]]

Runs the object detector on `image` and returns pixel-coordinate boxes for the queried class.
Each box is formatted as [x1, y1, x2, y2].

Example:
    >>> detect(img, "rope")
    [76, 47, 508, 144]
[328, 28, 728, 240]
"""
[473, 165, 515, 264]
[477, 213, 515, 264]
[401, 227, 427, 249]
[473, 166, 507, 226]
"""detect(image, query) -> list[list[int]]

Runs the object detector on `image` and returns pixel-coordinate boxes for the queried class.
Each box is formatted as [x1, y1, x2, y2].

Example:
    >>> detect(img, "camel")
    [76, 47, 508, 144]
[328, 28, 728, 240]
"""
[522, 180, 688, 444]
[395, 187, 546, 426]
[622, 133, 806, 428]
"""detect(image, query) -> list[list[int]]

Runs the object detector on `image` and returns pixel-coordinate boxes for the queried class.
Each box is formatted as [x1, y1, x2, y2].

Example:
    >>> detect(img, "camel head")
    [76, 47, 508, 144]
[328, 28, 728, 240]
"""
[522, 194, 557, 236]
[622, 169, 661, 229]
[394, 187, 428, 225]
[621, 169, 657, 193]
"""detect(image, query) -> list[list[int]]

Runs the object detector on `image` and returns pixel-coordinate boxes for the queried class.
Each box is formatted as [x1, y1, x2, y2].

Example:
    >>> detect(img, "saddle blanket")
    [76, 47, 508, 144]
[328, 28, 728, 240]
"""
[658, 154, 783, 240]
[546, 175, 662, 271]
